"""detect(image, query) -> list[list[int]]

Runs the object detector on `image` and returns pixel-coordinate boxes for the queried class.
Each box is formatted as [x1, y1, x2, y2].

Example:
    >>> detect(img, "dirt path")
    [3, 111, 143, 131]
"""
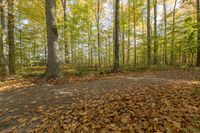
[0, 70, 200, 132]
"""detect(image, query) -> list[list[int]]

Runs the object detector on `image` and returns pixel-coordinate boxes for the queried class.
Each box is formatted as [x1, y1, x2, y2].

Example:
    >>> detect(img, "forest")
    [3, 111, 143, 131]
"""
[0, 0, 200, 132]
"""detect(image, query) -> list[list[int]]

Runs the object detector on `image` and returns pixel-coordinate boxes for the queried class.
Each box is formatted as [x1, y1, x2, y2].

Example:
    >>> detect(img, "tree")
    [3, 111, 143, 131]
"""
[127, 0, 131, 65]
[197, 0, 200, 66]
[61, 0, 69, 64]
[121, 1, 125, 66]
[133, 0, 137, 66]
[0, 0, 6, 76]
[163, 0, 167, 64]
[171, 0, 178, 65]
[113, 0, 120, 70]
[153, 0, 158, 64]
[147, 0, 151, 65]
[45, 0, 61, 79]
[95, 0, 102, 67]
[8, 0, 15, 75]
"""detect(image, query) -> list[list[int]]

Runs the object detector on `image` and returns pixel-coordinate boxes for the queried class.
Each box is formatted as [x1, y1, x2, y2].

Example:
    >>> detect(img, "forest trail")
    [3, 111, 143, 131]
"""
[0, 70, 200, 132]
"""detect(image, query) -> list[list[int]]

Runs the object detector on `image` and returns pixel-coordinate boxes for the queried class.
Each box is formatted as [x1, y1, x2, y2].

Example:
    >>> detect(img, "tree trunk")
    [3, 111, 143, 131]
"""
[121, 1, 125, 67]
[153, 0, 158, 64]
[127, 0, 131, 65]
[197, 0, 200, 66]
[113, 0, 120, 71]
[133, 0, 137, 66]
[147, 0, 151, 65]
[97, 0, 101, 67]
[61, 0, 69, 64]
[45, 0, 61, 79]
[171, 0, 178, 65]
[163, 0, 167, 64]
[8, 0, 15, 75]
[108, 32, 111, 66]
[0, 0, 6, 77]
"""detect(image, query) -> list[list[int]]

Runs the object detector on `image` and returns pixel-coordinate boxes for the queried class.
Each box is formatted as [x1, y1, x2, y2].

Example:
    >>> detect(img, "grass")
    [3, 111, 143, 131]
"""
[15, 64, 197, 78]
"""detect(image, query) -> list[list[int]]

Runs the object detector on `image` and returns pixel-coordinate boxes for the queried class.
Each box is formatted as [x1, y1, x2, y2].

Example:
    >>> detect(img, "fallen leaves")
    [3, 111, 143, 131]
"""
[1, 70, 200, 132]
[29, 82, 200, 133]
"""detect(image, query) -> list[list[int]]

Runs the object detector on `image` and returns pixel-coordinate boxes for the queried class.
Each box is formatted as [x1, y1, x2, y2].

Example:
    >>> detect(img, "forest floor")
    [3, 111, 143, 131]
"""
[0, 69, 200, 132]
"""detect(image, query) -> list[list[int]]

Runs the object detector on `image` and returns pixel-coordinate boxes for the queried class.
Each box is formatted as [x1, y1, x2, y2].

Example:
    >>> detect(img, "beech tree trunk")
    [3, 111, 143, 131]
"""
[153, 0, 158, 64]
[0, 0, 6, 76]
[197, 0, 200, 66]
[133, 0, 137, 66]
[8, 0, 15, 75]
[96, 0, 101, 67]
[121, 1, 125, 66]
[127, 0, 131, 65]
[61, 0, 69, 64]
[171, 0, 178, 65]
[45, 0, 61, 79]
[163, 0, 167, 64]
[113, 0, 120, 71]
[147, 0, 151, 65]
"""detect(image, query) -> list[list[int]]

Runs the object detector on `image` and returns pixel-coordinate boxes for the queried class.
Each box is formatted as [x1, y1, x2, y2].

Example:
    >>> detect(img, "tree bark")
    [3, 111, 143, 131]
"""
[96, 0, 101, 67]
[113, 0, 120, 71]
[127, 0, 131, 65]
[153, 0, 158, 64]
[0, 0, 6, 76]
[121, 1, 125, 66]
[8, 0, 15, 75]
[163, 0, 167, 64]
[61, 0, 69, 64]
[147, 0, 151, 65]
[133, 0, 137, 66]
[197, 0, 200, 66]
[171, 0, 178, 65]
[45, 0, 61, 79]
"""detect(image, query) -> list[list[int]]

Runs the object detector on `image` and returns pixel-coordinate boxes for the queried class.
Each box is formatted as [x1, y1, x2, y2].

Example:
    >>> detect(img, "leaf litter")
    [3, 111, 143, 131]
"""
[1, 70, 200, 132]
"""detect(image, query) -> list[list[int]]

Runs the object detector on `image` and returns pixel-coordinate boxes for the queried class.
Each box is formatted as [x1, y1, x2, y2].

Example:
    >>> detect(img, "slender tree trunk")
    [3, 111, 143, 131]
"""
[0, 0, 6, 76]
[147, 0, 151, 65]
[113, 0, 120, 71]
[171, 0, 178, 65]
[127, 0, 131, 65]
[108, 32, 111, 66]
[121, 1, 125, 67]
[163, 0, 167, 64]
[87, 24, 92, 66]
[197, 0, 200, 66]
[97, 0, 101, 67]
[153, 0, 158, 64]
[44, 38, 47, 64]
[8, 0, 15, 75]
[133, 0, 137, 66]
[45, 0, 60, 79]
[61, 0, 69, 64]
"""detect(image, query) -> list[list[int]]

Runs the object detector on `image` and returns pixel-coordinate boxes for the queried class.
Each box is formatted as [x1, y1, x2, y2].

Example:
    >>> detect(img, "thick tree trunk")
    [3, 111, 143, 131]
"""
[147, 0, 151, 65]
[171, 0, 178, 65]
[197, 0, 200, 66]
[45, 0, 61, 79]
[153, 0, 158, 64]
[8, 0, 15, 75]
[113, 0, 120, 71]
